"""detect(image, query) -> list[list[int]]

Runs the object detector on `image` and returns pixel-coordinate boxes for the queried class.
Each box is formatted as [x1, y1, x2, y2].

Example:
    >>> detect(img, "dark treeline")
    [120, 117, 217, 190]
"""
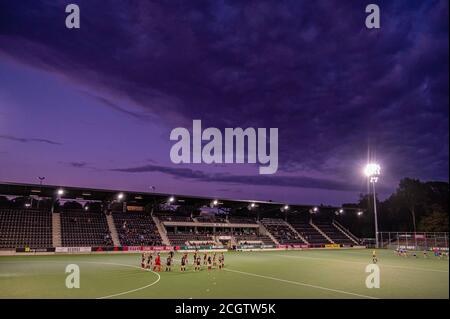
[340, 178, 449, 238]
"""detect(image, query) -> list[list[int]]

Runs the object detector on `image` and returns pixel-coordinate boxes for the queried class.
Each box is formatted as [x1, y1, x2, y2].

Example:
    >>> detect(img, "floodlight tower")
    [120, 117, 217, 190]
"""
[364, 163, 381, 248]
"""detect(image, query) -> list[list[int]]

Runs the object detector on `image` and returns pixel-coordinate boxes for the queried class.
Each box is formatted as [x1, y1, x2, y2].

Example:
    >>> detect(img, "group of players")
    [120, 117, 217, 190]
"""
[140, 250, 225, 272]
[372, 248, 449, 264]
[394, 247, 449, 259]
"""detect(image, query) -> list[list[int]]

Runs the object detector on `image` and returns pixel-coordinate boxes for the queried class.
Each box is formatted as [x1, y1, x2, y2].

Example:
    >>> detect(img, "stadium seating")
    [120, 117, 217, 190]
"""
[228, 216, 257, 224]
[313, 220, 354, 245]
[196, 215, 227, 223]
[60, 211, 112, 247]
[166, 232, 215, 246]
[288, 217, 330, 245]
[234, 233, 275, 245]
[0, 209, 52, 248]
[113, 212, 162, 246]
[261, 218, 306, 244]
[156, 213, 193, 222]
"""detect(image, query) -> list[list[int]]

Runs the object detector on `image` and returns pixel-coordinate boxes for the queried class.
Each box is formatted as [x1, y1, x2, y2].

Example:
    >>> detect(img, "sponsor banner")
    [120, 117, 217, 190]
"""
[127, 205, 144, 212]
[122, 246, 174, 252]
[55, 247, 91, 253]
[291, 244, 309, 249]
[180, 245, 225, 250]
[325, 244, 341, 249]
[92, 246, 119, 252]
[16, 247, 55, 253]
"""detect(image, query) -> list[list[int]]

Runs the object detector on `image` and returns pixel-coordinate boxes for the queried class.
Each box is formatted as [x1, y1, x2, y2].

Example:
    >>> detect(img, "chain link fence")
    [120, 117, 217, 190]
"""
[379, 232, 449, 251]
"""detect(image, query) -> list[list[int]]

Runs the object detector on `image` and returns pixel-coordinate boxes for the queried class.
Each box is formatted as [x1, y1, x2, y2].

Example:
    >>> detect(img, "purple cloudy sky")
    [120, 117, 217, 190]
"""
[0, 0, 448, 205]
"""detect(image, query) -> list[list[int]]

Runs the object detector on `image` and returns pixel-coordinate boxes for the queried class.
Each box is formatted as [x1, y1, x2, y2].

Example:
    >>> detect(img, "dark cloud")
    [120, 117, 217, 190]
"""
[0, 134, 61, 145]
[66, 161, 88, 168]
[0, 0, 447, 190]
[110, 163, 385, 192]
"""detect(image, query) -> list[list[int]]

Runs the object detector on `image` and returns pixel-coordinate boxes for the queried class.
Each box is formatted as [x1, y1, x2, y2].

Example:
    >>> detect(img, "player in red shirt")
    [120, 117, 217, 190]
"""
[153, 252, 161, 272]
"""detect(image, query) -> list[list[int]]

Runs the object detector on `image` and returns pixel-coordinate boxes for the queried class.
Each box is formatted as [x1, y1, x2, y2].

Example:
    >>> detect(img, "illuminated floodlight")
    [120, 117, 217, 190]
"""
[364, 163, 381, 178]
[57, 189, 64, 196]
[168, 196, 175, 203]
[312, 206, 319, 213]
[363, 163, 381, 248]
[212, 199, 219, 206]
[339, 208, 344, 214]
[250, 203, 256, 208]
[357, 211, 363, 216]
[84, 206, 89, 211]
[24, 203, 31, 208]
[283, 205, 289, 210]
[117, 193, 124, 200]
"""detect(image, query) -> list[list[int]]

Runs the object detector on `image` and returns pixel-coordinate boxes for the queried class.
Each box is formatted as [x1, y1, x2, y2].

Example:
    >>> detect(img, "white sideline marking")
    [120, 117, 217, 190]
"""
[223, 268, 378, 299]
[86, 262, 161, 299]
[273, 254, 449, 273]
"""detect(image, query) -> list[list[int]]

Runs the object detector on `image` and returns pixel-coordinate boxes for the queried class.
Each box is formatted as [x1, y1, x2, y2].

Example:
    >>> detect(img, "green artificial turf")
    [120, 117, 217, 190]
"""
[0, 249, 448, 299]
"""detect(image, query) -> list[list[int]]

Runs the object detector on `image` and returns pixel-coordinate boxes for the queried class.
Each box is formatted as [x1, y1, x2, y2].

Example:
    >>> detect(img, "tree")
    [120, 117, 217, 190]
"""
[418, 210, 449, 232]
[389, 178, 427, 232]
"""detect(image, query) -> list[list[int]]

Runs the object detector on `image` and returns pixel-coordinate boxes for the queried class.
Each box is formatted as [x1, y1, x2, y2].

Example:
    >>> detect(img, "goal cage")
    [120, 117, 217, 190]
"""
[379, 232, 449, 251]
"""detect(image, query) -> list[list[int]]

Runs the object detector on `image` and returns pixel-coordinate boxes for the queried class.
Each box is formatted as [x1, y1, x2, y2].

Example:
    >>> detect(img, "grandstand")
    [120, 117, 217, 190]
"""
[0, 184, 372, 248]
[0, 182, 367, 249]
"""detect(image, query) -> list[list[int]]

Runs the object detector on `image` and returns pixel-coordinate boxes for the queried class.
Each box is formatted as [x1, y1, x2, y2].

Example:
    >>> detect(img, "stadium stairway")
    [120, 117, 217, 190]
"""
[257, 221, 280, 245]
[310, 220, 334, 244]
[52, 212, 62, 247]
[332, 220, 360, 245]
[285, 221, 309, 244]
[106, 214, 121, 246]
[152, 216, 171, 246]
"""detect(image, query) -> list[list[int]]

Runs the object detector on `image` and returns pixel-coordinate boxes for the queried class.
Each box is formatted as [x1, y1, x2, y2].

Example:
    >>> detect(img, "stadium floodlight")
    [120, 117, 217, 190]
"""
[339, 208, 344, 214]
[117, 193, 124, 201]
[212, 199, 219, 206]
[364, 163, 381, 178]
[24, 203, 31, 208]
[364, 162, 381, 248]
[57, 188, 64, 196]
[168, 196, 175, 203]
[364, 163, 380, 183]
[84, 206, 89, 211]
[357, 211, 363, 216]
[311, 206, 319, 213]
[283, 205, 289, 210]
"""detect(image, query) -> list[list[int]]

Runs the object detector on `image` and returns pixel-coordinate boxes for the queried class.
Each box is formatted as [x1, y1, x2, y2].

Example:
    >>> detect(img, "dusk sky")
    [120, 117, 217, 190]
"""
[0, 0, 448, 206]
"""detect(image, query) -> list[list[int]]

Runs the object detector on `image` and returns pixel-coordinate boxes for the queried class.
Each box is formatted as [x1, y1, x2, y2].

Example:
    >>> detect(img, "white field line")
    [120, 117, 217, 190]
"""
[0, 260, 161, 299]
[223, 268, 378, 299]
[273, 253, 449, 273]
[170, 257, 377, 299]
[86, 262, 161, 299]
